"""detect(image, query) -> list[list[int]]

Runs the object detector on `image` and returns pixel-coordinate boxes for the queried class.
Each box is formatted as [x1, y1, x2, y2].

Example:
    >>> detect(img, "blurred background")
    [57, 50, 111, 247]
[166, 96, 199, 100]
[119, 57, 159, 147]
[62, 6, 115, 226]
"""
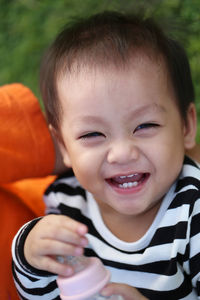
[0, 0, 199, 139]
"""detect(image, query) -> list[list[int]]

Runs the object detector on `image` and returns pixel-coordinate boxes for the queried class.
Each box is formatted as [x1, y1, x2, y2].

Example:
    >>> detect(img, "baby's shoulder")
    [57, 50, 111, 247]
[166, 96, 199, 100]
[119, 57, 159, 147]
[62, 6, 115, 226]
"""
[45, 169, 86, 198]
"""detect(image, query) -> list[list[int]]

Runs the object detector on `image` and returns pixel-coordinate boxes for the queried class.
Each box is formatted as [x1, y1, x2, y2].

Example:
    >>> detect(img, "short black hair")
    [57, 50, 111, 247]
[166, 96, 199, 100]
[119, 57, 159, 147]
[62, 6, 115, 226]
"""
[40, 11, 194, 130]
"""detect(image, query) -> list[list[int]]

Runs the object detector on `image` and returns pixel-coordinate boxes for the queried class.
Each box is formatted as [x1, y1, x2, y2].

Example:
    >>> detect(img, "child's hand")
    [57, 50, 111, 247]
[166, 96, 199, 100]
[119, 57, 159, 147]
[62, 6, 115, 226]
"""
[24, 214, 88, 276]
[101, 283, 149, 300]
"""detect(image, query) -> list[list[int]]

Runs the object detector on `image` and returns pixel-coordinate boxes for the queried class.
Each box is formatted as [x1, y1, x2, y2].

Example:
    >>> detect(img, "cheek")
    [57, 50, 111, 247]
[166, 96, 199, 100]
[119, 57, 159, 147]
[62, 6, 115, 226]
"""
[143, 132, 185, 170]
[71, 146, 104, 167]
[70, 150, 104, 188]
[151, 142, 184, 185]
[70, 153, 96, 177]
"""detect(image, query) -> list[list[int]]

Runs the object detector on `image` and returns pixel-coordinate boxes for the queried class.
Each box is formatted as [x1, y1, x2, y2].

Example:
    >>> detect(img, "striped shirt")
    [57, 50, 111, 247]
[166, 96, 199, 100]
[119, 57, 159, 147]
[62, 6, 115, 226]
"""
[12, 156, 200, 299]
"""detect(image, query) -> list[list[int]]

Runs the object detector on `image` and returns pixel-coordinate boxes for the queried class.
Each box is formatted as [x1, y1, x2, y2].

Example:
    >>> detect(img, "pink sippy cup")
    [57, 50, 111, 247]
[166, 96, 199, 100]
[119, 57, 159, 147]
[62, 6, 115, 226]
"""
[57, 256, 122, 300]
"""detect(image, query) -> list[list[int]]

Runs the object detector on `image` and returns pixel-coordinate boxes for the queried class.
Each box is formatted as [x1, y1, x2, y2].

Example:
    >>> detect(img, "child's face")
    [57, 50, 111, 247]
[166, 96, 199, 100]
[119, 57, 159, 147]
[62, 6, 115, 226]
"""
[57, 57, 195, 226]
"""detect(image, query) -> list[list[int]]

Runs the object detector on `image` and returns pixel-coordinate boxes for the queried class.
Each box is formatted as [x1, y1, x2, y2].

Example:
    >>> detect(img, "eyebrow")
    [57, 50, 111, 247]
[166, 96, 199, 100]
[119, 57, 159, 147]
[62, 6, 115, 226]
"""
[129, 103, 167, 117]
[69, 116, 107, 130]
[70, 103, 167, 126]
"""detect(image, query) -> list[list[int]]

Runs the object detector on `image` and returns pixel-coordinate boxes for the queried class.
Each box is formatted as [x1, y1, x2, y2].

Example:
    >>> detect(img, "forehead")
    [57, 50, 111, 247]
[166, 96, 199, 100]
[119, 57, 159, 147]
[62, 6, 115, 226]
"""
[57, 54, 173, 105]
[56, 55, 184, 137]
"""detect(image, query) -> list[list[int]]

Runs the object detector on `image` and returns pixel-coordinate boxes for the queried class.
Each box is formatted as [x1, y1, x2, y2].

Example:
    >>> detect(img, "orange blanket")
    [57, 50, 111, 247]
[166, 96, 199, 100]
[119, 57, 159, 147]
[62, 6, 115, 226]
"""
[0, 84, 56, 299]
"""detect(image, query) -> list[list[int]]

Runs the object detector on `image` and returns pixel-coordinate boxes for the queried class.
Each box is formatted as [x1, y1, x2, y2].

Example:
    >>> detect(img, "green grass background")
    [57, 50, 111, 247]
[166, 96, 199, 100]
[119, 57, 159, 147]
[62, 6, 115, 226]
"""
[0, 0, 199, 140]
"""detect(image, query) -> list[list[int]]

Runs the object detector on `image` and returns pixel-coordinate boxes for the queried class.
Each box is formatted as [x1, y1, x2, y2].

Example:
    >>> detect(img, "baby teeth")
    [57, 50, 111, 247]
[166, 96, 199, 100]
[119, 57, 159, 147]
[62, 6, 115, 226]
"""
[119, 174, 136, 179]
[119, 181, 138, 188]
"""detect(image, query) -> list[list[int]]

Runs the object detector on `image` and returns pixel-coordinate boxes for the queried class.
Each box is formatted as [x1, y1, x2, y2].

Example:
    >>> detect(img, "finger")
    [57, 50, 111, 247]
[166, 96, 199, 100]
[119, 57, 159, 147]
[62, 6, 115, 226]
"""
[57, 215, 88, 236]
[42, 226, 88, 247]
[26, 240, 85, 271]
[35, 255, 75, 276]
[37, 239, 85, 257]
[40, 215, 88, 237]
[36, 215, 88, 247]
[101, 283, 148, 300]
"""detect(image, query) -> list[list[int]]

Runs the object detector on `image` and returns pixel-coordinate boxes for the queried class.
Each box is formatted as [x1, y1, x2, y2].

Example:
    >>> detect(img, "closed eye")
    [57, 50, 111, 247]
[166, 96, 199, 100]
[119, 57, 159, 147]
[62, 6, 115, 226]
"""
[134, 123, 159, 133]
[79, 131, 105, 139]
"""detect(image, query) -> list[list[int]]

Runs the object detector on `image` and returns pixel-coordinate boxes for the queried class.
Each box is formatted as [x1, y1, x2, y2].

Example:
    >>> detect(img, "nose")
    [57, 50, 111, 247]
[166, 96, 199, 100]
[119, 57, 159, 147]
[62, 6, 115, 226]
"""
[107, 139, 139, 165]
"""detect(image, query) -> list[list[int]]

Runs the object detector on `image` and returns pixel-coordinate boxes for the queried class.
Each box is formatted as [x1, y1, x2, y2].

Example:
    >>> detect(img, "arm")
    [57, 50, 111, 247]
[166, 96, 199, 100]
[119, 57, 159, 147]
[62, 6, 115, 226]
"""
[12, 215, 88, 299]
[11, 219, 58, 299]
[12, 216, 148, 300]
[188, 193, 200, 296]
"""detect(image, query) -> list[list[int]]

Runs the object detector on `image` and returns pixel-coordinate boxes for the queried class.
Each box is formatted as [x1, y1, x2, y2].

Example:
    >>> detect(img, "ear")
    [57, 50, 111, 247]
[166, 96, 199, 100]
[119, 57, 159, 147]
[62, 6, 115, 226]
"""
[49, 124, 72, 168]
[183, 103, 197, 150]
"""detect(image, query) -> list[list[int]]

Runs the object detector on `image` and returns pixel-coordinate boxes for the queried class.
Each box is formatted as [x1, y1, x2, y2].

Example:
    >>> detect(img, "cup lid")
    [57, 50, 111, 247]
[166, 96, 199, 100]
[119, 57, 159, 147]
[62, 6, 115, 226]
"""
[57, 257, 110, 300]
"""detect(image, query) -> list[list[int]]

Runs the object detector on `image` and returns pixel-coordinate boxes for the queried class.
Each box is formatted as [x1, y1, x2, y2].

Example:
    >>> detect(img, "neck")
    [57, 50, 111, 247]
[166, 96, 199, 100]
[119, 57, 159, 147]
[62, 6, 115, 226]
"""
[100, 202, 161, 243]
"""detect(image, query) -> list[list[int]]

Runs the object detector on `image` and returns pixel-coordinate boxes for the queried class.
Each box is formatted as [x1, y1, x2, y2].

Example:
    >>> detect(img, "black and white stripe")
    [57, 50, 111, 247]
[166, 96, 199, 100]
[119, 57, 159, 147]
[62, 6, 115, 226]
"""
[12, 157, 200, 299]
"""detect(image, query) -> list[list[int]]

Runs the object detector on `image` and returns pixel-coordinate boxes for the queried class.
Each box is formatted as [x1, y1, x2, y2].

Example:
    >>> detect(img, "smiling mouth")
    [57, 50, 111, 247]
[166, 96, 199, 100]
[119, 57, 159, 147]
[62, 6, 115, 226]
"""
[106, 173, 149, 189]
